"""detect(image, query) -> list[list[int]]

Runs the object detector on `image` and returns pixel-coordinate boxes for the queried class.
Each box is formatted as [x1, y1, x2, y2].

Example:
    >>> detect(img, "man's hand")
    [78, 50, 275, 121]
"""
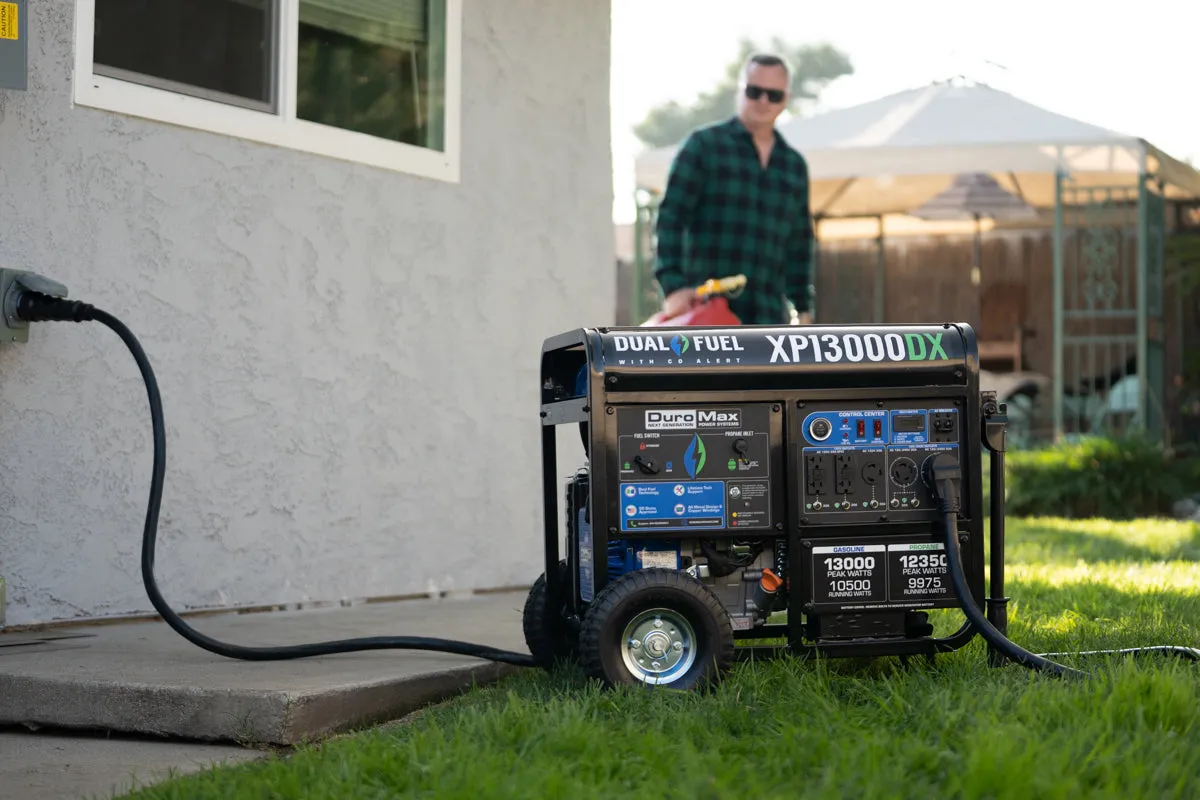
[662, 288, 695, 319]
[795, 311, 813, 325]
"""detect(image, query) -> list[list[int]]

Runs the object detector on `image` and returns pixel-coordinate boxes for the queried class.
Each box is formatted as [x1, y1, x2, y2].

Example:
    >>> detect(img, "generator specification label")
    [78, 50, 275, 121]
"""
[811, 545, 887, 604]
[616, 403, 773, 531]
[887, 543, 953, 602]
[811, 542, 957, 609]
[0, 3, 17, 40]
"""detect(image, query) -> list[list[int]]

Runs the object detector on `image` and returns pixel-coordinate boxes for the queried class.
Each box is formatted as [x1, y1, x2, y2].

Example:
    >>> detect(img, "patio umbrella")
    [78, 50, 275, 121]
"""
[910, 171, 1038, 284]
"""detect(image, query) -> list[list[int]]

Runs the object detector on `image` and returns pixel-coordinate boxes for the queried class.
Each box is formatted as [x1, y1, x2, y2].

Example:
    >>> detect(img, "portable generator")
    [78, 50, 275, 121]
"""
[528, 321, 1018, 687]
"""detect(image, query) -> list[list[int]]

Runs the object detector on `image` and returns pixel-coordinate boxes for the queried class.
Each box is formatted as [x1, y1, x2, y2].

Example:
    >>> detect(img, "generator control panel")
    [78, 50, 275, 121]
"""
[796, 401, 964, 522]
[614, 403, 781, 533]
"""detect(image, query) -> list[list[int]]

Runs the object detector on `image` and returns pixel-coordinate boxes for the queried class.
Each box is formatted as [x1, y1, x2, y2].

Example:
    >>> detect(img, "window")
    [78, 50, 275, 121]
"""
[73, 0, 460, 181]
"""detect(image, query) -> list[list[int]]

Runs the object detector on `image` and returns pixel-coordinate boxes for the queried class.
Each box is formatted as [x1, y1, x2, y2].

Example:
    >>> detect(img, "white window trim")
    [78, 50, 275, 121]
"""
[71, 0, 462, 183]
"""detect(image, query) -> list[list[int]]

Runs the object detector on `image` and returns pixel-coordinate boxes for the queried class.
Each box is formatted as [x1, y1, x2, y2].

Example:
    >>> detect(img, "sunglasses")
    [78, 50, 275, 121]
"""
[744, 84, 785, 104]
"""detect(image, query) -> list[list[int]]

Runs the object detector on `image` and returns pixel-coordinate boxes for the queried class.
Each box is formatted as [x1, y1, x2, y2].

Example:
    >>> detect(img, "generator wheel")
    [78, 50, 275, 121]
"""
[579, 568, 734, 689]
[522, 559, 579, 668]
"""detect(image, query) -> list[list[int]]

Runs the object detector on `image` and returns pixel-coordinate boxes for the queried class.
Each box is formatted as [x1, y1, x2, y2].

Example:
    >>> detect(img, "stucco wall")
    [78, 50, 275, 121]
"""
[0, 1, 613, 626]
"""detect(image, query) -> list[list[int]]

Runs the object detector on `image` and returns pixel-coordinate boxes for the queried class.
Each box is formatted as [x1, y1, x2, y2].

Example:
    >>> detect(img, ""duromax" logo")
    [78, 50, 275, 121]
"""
[645, 409, 741, 430]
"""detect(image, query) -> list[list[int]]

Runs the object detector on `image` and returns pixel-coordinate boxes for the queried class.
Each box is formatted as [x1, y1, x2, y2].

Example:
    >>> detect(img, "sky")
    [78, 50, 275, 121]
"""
[609, 0, 1200, 223]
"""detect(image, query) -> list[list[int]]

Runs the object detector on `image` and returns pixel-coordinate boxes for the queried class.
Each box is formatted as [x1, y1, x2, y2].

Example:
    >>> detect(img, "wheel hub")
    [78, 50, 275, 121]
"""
[620, 608, 696, 684]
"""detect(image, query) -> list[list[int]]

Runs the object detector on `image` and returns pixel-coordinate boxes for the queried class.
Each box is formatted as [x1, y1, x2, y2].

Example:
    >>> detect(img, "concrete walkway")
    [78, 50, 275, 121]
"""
[0, 589, 532, 798]
[0, 729, 265, 800]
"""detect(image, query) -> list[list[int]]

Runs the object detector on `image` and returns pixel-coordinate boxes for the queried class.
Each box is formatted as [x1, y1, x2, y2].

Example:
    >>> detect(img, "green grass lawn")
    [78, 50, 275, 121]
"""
[122, 517, 1200, 800]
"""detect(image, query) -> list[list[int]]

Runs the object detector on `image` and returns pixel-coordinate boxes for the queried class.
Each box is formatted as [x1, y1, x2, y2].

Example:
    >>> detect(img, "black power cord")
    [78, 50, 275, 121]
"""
[17, 291, 538, 667]
[927, 451, 1200, 678]
[927, 452, 1088, 679]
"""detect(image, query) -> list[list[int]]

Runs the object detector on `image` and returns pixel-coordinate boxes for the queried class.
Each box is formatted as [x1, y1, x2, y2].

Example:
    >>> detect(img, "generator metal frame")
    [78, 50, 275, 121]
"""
[538, 322, 1011, 675]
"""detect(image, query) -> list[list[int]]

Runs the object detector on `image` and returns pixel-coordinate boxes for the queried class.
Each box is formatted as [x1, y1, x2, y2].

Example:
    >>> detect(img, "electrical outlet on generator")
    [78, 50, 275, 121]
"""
[805, 453, 830, 498]
[860, 458, 884, 486]
[929, 411, 958, 442]
[797, 405, 959, 520]
[834, 453, 855, 495]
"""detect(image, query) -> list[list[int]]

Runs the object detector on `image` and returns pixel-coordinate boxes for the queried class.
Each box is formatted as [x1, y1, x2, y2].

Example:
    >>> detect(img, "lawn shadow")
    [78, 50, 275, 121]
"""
[991, 576, 1200, 667]
[1007, 518, 1200, 564]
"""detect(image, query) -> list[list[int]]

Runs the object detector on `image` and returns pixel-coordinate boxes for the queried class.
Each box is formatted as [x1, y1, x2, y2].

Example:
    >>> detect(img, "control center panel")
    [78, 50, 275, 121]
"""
[796, 401, 963, 521]
[615, 403, 780, 533]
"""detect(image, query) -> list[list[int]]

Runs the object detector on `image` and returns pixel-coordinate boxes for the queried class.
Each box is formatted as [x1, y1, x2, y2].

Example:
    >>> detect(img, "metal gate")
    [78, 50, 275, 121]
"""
[1144, 182, 1167, 437]
[1052, 173, 1167, 440]
[629, 191, 660, 324]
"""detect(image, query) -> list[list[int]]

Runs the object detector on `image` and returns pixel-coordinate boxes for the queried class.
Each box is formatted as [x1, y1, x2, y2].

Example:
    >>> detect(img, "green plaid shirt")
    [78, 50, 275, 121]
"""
[654, 116, 815, 324]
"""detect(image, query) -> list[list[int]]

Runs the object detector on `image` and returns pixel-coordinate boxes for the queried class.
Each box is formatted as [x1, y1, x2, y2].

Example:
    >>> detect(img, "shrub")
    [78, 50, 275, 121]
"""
[1004, 433, 1193, 520]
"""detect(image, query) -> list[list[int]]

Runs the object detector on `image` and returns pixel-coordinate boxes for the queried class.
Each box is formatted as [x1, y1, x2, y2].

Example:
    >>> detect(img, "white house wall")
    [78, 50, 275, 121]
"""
[0, 0, 614, 625]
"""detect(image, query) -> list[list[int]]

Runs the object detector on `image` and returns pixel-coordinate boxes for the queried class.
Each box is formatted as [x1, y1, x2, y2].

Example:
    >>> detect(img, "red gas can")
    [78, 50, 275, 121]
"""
[641, 295, 741, 327]
[640, 275, 746, 328]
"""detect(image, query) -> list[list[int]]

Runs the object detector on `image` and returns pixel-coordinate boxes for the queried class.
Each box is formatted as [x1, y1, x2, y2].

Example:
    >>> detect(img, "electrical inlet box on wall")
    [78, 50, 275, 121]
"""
[0, 0, 26, 91]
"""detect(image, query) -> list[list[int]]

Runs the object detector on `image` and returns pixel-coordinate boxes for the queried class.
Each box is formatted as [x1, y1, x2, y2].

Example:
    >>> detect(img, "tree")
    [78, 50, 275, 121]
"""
[1167, 228, 1200, 293]
[632, 37, 854, 149]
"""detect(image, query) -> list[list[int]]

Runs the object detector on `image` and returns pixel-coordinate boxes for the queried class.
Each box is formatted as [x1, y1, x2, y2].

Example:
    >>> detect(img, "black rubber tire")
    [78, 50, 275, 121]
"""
[522, 559, 579, 668]
[579, 568, 735, 690]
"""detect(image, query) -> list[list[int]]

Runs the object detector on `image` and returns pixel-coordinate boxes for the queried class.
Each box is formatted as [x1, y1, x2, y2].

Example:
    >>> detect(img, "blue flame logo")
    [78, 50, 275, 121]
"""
[683, 434, 707, 479]
[670, 334, 690, 356]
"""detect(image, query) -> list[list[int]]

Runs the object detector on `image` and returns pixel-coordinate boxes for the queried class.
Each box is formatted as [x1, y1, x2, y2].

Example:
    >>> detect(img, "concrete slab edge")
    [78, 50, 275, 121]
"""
[0, 585, 533, 636]
[0, 662, 522, 747]
[281, 662, 520, 746]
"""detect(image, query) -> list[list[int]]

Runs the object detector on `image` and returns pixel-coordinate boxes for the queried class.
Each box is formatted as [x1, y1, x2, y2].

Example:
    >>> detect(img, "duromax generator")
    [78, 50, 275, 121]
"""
[528, 322, 1010, 688]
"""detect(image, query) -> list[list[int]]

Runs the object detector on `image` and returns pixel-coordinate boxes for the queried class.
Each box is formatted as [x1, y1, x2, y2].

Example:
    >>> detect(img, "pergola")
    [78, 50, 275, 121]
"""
[631, 80, 1200, 442]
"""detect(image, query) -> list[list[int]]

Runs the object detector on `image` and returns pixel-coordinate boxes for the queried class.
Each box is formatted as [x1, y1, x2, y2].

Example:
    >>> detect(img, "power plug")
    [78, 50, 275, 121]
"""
[1, 269, 70, 343]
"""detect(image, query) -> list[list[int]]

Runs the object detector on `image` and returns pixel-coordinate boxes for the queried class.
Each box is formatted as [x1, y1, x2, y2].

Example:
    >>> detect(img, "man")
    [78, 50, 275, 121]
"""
[654, 53, 815, 326]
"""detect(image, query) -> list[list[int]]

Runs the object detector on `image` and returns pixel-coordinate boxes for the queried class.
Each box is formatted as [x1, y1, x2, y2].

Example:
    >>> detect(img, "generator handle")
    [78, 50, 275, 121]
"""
[981, 391, 1010, 668]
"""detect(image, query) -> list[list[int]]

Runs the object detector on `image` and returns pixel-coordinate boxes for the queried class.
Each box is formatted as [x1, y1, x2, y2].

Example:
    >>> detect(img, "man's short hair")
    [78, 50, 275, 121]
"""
[742, 52, 792, 82]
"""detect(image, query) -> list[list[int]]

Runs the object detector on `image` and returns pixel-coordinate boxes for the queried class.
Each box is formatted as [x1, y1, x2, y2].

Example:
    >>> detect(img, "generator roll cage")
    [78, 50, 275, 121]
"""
[536, 322, 1013, 674]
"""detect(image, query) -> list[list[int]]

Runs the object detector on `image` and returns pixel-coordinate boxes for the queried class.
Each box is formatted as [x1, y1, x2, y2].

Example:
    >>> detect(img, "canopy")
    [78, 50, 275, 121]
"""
[633, 82, 1200, 220]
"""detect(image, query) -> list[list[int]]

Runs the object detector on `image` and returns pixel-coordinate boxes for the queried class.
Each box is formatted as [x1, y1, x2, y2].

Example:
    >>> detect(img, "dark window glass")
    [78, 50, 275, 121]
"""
[296, 0, 445, 150]
[93, 0, 275, 108]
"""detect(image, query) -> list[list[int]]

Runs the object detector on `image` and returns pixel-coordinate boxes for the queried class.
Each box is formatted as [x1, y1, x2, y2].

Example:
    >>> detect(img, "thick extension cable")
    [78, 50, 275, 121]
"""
[928, 450, 1200, 673]
[927, 452, 1089, 679]
[17, 291, 538, 667]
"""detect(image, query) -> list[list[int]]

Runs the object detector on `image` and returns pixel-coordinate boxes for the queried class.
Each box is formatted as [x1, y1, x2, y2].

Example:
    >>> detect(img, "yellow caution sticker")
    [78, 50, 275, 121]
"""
[0, 3, 17, 41]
